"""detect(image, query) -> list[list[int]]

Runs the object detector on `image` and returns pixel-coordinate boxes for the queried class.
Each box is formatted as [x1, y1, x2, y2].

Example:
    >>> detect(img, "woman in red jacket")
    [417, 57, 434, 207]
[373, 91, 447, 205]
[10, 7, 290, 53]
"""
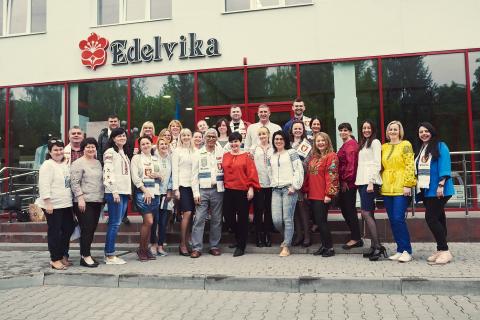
[304, 132, 339, 257]
[222, 132, 260, 257]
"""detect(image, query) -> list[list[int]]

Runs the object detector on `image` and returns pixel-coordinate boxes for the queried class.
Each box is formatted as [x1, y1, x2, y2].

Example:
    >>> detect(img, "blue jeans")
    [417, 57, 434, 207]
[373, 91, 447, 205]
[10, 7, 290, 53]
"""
[104, 193, 129, 256]
[271, 187, 298, 246]
[151, 195, 169, 245]
[383, 195, 412, 254]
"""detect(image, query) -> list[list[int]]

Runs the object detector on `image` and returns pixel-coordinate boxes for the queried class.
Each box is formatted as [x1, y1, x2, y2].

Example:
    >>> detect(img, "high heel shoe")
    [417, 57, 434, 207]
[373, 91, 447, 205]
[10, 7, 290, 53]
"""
[363, 247, 375, 258]
[80, 257, 98, 268]
[264, 233, 272, 247]
[256, 233, 264, 248]
[178, 246, 190, 256]
[292, 236, 304, 247]
[369, 246, 387, 261]
[342, 239, 364, 250]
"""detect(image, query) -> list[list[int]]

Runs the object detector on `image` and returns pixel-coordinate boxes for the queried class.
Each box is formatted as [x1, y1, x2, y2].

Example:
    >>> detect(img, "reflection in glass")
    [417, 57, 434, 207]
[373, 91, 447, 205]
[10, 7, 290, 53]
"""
[382, 53, 469, 152]
[98, 0, 119, 25]
[9, 0, 28, 34]
[248, 66, 296, 103]
[355, 60, 380, 137]
[31, 0, 46, 32]
[150, 0, 172, 19]
[469, 52, 480, 151]
[132, 74, 194, 135]
[300, 63, 336, 146]
[70, 80, 127, 139]
[198, 70, 244, 106]
[9, 86, 63, 168]
[0, 89, 5, 167]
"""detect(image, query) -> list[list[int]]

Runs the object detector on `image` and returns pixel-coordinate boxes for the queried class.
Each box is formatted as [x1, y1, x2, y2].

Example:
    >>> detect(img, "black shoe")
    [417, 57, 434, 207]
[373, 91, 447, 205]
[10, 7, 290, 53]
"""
[342, 239, 364, 250]
[313, 246, 326, 256]
[233, 248, 245, 257]
[322, 248, 335, 257]
[228, 243, 238, 249]
[80, 257, 98, 268]
[264, 233, 272, 247]
[302, 240, 312, 248]
[122, 217, 131, 225]
[369, 246, 388, 261]
[178, 246, 190, 256]
[256, 233, 264, 248]
[363, 247, 376, 258]
[292, 236, 304, 247]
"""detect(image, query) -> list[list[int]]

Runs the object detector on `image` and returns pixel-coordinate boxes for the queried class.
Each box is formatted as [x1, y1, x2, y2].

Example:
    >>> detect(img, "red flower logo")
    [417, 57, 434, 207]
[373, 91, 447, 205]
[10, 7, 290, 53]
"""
[79, 33, 109, 70]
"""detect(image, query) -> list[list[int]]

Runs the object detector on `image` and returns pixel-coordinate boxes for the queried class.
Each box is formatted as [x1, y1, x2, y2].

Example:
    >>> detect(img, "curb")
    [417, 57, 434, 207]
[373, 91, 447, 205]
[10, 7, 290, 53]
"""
[1, 272, 479, 295]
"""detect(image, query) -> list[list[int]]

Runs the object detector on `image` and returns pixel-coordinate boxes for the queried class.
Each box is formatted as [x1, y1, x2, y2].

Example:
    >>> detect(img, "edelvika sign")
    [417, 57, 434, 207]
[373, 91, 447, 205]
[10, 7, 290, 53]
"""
[78, 32, 221, 70]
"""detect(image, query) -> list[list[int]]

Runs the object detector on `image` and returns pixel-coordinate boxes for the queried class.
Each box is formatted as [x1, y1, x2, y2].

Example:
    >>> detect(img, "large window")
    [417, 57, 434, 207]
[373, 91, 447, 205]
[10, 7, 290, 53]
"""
[0, 89, 5, 167]
[225, 0, 312, 12]
[248, 65, 297, 103]
[97, 0, 171, 25]
[0, 0, 46, 36]
[198, 70, 244, 106]
[9, 86, 63, 168]
[469, 52, 480, 151]
[70, 80, 127, 139]
[355, 60, 380, 136]
[131, 73, 194, 134]
[382, 53, 469, 152]
[300, 63, 336, 145]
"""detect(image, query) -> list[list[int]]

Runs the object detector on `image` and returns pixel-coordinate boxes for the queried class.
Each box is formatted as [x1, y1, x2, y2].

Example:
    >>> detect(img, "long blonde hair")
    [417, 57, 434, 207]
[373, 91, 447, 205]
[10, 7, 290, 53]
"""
[158, 128, 172, 144]
[139, 121, 155, 137]
[178, 128, 194, 149]
[311, 132, 334, 158]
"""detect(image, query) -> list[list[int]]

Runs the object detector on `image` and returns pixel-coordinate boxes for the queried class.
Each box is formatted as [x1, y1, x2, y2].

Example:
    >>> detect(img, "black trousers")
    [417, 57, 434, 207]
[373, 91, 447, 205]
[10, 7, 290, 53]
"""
[253, 188, 273, 233]
[45, 207, 75, 261]
[223, 188, 249, 250]
[311, 200, 333, 248]
[73, 202, 102, 257]
[424, 196, 451, 251]
[339, 188, 361, 241]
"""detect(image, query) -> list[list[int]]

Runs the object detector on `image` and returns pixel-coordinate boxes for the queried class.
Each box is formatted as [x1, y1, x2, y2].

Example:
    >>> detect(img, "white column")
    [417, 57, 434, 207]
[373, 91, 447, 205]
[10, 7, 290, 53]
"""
[333, 62, 358, 150]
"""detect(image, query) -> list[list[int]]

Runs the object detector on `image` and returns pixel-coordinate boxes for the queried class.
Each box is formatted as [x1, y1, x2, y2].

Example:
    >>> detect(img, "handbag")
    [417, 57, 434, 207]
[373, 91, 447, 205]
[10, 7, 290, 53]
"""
[1, 194, 21, 211]
[28, 204, 46, 222]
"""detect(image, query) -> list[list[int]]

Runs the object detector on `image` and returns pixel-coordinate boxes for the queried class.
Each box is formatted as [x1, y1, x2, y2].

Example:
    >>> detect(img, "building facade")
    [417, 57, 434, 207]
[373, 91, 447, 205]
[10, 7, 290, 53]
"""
[0, 0, 479, 177]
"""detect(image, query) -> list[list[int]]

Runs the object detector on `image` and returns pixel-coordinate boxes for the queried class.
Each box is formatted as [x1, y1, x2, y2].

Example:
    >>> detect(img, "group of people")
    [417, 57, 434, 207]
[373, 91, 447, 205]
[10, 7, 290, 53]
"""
[37, 98, 455, 270]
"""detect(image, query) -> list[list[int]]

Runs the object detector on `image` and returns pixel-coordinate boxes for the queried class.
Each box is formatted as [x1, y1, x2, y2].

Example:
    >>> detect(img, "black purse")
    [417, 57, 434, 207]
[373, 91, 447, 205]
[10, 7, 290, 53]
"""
[1, 194, 22, 211]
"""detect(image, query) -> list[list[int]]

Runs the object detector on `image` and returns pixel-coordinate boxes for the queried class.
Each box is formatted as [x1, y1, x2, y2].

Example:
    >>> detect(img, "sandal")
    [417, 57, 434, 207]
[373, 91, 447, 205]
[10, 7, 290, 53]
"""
[50, 261, 67, 270]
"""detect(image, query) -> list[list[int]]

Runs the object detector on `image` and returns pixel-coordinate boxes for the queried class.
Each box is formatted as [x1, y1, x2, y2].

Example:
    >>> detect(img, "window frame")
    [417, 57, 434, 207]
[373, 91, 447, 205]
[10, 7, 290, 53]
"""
[95, 0, 171, 27]
[0, 0, 46, 37]
[224, 0, 313, 14]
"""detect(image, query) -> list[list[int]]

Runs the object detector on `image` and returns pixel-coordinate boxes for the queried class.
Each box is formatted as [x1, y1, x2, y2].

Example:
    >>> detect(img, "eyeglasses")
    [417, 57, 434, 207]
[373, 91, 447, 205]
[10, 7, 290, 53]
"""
[49, 139, 63, 144]
[205, 136, 217, 140]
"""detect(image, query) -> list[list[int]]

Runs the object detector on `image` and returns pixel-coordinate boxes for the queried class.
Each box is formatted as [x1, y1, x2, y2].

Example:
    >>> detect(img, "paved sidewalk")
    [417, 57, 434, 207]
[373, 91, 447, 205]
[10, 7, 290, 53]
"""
[0, 243, 479, 295]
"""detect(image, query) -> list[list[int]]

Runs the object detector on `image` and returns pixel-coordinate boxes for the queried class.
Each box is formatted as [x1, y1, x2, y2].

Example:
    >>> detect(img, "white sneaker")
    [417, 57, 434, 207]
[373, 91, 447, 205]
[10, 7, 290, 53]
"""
[388, 252, 402, 261]
[433, 250, 453, 265]
[398, 251, 413, 263]
[104, 256, 126, 265]
[427, 251, 441, 262]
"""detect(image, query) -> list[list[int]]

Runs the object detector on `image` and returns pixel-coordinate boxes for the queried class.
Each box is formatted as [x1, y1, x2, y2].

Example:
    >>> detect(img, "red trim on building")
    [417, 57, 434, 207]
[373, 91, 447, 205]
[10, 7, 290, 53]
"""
[377, 57, 385, 142]
[193, 71, 199, 123]
[464, 52, 478, 209]
[4, 88, 10, 167]
[127, 77, 132, 133]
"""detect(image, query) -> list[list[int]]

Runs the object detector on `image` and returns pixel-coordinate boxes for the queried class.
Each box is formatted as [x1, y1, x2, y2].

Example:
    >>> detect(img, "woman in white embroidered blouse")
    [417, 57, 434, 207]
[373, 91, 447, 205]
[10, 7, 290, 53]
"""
[355, 120, 384, 261]
[172, 128, 195, 256]
[250, 126, 274, 248]
[131, 136, 163, 261]
[103, 128, 132, 265]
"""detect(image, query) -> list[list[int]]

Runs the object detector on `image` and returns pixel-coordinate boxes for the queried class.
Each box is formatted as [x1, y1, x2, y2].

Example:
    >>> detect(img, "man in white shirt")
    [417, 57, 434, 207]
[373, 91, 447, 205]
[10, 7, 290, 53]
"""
[244, 104, 282, 149]
[196, 119, 209, 136]
[190, 128, 225, 258]
[229, 105, 251, 143]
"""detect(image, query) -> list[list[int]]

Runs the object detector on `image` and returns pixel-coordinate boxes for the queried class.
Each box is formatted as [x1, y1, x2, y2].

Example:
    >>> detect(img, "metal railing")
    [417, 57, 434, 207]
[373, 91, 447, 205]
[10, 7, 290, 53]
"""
[0, 167, 39, 211]
[409, 151, 480, 215]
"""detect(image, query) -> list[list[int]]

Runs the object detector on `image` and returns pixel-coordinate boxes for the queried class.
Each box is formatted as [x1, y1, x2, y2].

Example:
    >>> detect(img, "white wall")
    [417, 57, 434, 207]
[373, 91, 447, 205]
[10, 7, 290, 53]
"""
[0, 0, 479, 86]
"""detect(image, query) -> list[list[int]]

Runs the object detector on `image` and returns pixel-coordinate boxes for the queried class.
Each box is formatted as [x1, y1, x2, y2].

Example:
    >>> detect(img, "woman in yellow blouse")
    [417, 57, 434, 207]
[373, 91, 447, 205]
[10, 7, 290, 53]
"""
[381, 120, 417, 263]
